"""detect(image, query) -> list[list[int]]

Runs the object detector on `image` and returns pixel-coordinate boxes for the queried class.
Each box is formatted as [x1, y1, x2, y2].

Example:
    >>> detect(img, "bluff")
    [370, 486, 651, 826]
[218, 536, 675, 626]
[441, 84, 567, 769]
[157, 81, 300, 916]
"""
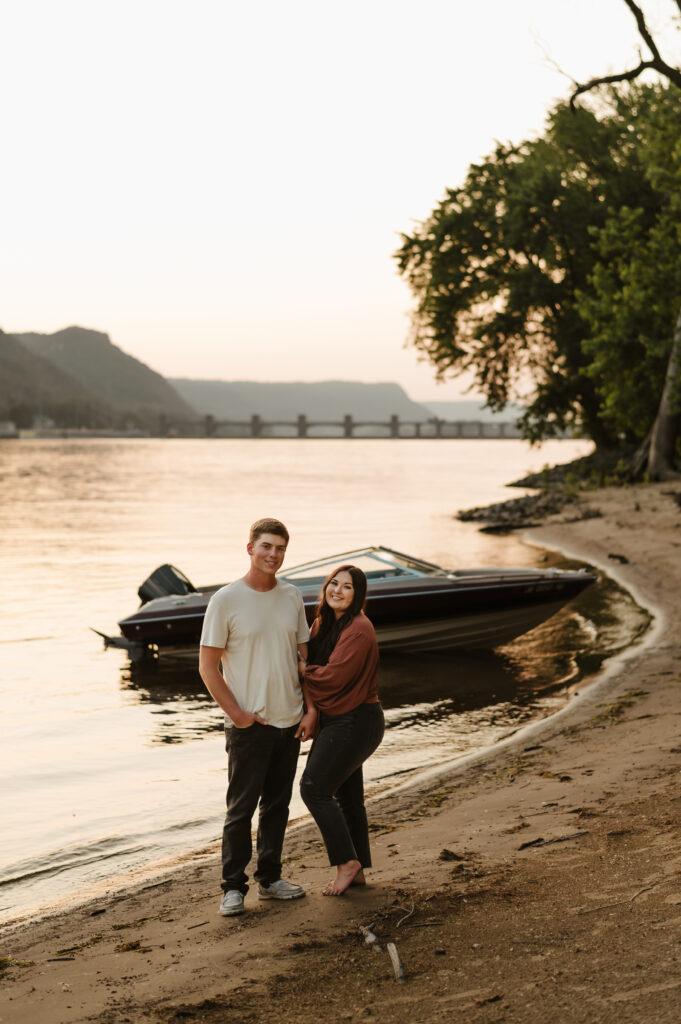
[170, 379, 431, 422]
[15, 326, 194, 422]
[0, 329, 115, 427]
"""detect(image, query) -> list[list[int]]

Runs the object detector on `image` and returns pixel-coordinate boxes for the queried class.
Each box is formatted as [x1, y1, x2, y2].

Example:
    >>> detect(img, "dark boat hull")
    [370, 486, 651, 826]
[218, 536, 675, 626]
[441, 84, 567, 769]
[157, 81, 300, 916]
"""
[117, 565, 595, 654]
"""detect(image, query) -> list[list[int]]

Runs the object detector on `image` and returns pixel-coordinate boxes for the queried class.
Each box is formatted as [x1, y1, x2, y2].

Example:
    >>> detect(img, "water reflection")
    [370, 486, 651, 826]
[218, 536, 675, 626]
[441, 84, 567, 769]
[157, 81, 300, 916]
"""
[120, 658, 220, 744]
[118, 560, 650, 746]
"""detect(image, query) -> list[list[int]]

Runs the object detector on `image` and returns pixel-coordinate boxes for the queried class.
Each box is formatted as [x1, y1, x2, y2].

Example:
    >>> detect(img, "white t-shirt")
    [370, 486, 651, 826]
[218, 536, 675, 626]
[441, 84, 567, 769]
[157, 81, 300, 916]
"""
[200, 578, 310, 728]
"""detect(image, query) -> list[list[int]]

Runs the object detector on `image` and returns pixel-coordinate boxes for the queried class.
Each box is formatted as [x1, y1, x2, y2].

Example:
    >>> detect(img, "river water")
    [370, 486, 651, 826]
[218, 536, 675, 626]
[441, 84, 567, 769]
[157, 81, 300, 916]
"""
[0, 438, 648, 925]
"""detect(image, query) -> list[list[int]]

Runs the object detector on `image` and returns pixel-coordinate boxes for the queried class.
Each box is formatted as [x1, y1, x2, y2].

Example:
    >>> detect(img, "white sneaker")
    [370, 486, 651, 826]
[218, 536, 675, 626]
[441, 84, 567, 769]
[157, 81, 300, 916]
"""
[258, 878, 305, 901]
[219, 889, 245, 916]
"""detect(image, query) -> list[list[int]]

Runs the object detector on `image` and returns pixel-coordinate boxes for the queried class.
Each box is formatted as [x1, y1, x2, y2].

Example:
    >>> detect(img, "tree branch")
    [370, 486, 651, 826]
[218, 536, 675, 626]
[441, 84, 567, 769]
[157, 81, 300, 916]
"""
[622, 0, 666, 64]
[570, 0, 681, 107]
[570, 61, 656, 108]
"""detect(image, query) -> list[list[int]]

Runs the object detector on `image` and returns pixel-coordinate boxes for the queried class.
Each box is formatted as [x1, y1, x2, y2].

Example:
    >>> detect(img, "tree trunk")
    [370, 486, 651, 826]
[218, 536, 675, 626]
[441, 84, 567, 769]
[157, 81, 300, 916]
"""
[635, 306, 681, 480]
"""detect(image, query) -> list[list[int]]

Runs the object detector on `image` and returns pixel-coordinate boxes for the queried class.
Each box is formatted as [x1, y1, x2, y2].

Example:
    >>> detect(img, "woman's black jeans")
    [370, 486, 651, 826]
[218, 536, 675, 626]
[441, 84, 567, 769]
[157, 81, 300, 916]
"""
[300, 702, 384, 867]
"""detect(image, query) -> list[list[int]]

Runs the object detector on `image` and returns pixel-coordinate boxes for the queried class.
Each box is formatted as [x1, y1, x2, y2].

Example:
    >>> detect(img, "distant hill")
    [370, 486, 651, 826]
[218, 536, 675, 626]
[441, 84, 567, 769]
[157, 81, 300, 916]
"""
[16, 326, 194, 421]
[422, 400, 525, 423]
[0, 329, 115, 427]
[3, 322, 528, 433]
[170, 379, 431, 422]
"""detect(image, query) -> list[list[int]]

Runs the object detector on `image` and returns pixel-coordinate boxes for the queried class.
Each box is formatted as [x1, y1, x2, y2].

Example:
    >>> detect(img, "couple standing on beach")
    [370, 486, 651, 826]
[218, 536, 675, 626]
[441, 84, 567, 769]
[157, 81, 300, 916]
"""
[199, 517, 385, 918]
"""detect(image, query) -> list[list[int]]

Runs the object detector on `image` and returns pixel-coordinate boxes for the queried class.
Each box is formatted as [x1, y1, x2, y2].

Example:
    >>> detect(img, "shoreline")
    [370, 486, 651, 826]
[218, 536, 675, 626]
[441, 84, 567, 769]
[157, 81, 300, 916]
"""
[0, 651, 603, 938]
[0, 544, 627, 937]
[3, 481, 681, 1023]
[0, 542, 617, 935]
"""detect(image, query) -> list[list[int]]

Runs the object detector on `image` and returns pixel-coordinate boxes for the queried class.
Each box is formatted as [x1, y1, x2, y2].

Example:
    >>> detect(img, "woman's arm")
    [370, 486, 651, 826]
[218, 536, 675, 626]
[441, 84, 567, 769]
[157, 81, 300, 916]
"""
[304, 622, 374, 694]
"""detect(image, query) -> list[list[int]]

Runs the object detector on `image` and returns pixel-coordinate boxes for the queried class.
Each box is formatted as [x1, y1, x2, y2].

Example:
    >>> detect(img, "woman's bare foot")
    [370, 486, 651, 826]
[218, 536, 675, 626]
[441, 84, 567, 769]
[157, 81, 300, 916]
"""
[322, 860, 361, 896]
[350, 868, 366, 886]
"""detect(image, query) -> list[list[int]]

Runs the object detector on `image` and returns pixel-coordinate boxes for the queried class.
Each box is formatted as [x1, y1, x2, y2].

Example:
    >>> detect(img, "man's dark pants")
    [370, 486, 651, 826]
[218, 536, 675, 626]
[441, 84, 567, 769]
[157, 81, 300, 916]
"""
[221, 721, 300, 894]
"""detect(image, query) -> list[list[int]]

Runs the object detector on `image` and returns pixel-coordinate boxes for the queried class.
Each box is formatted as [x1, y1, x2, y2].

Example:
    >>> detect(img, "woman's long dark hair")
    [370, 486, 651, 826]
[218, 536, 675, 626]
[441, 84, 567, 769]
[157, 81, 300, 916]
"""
[307, 564, 368, 665]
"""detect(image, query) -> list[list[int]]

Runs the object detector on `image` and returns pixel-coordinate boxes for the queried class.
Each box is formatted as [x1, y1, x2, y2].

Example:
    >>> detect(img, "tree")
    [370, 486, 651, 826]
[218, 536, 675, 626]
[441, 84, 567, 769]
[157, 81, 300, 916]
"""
[571, 0, 681, 478]
[395, 88, 661, 447]
[578, 87, 681, 449]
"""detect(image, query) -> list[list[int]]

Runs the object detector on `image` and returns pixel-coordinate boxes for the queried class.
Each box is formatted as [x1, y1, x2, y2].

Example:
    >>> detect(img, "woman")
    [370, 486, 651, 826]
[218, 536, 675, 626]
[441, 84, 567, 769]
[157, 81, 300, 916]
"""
[299, 564, 384, 896]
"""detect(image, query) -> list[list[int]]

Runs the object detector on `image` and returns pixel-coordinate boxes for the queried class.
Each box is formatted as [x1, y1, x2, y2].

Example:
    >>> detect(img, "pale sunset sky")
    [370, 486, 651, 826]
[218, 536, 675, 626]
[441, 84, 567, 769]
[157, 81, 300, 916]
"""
[2, 0, 678, 400]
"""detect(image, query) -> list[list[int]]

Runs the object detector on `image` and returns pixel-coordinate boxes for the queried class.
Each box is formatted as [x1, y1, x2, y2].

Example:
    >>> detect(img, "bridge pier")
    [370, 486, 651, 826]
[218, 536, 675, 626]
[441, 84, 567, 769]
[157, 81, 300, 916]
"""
[157, 415, 520, 439]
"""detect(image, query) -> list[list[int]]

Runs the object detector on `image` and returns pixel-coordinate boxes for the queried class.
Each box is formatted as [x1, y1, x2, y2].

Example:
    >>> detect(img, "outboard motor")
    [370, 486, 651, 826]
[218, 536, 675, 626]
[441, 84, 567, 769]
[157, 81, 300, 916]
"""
[138, 564, 197, 604]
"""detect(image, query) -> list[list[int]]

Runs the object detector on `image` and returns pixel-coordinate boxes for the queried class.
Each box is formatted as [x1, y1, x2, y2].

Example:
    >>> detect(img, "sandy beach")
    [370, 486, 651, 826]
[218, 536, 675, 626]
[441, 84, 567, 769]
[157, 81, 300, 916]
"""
[2, 480, 681, 1024]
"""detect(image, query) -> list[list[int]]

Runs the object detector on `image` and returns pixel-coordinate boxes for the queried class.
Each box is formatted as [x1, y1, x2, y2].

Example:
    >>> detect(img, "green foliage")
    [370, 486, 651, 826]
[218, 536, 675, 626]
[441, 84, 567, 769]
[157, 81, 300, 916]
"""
[578, 87, 681, 442]
[395, 83, 680, 449]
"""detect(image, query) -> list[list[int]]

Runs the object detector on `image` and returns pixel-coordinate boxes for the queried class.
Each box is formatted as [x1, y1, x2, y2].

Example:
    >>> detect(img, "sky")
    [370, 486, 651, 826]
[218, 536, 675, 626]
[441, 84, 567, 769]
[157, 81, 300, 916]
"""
[2, 0, 679, 401]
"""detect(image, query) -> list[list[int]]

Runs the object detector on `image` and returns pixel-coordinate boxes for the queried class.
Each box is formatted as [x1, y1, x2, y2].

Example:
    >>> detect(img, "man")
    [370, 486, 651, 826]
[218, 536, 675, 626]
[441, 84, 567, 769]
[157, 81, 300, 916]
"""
[199, 517, 316, 917]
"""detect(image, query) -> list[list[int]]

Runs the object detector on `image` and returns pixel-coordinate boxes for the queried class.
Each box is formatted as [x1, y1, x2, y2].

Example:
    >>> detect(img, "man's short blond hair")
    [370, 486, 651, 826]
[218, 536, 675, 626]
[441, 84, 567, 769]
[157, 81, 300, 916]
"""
[249, 517, 290, 546]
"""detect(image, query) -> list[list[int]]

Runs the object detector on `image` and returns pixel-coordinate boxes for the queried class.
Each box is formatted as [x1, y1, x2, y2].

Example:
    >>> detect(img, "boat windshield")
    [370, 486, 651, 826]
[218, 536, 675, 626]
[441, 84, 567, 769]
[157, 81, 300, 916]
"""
[280, 546, 448, 588]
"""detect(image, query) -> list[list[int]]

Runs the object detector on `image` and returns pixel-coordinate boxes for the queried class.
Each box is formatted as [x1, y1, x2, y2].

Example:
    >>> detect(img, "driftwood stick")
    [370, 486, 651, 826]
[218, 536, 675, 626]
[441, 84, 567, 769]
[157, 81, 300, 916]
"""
[576, 880, 665, 916]
[396, 902, 416, 927]
[357, 922, 382, 952]
[630, 882, 660, 902]
[577, 900, 630, 915]
[386, 942, 405, 982]
[519, 830, 588, 850]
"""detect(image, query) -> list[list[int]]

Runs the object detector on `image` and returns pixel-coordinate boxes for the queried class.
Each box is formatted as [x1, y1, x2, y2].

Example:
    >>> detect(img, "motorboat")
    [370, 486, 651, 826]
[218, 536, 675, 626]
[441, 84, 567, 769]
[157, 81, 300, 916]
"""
[110, 546, 596, 658]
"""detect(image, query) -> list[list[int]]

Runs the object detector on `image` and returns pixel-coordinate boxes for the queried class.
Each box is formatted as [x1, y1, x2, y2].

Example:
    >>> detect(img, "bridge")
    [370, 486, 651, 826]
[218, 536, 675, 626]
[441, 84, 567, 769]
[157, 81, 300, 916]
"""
[157, 414, 524, 439]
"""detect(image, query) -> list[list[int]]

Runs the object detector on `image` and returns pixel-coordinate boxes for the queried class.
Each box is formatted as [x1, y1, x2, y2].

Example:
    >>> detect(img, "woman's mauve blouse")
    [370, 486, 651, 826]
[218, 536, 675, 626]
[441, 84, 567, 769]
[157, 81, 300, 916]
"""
[305, 614, 379, 715]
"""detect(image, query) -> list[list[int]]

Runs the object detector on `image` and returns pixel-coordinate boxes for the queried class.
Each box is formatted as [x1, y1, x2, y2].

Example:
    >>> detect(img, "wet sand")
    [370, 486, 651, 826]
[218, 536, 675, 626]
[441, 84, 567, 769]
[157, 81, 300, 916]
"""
[2, 481, 681, 1024]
